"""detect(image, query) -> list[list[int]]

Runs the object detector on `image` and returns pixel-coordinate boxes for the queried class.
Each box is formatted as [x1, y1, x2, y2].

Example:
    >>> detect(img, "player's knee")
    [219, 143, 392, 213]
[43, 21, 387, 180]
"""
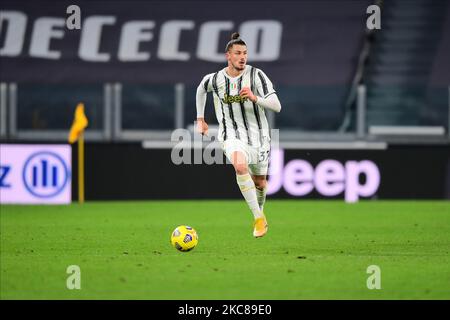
[234, 163, 248, 175]
[254, 178, 267, 190]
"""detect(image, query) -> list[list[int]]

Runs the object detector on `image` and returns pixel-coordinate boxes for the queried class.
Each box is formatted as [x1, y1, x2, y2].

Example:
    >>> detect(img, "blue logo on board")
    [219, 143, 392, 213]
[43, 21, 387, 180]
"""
[22, 151, 70, 198]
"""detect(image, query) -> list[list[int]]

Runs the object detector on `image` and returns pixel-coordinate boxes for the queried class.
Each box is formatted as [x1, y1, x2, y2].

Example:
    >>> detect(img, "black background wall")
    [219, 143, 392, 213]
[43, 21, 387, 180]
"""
[71, 143, 450, 201]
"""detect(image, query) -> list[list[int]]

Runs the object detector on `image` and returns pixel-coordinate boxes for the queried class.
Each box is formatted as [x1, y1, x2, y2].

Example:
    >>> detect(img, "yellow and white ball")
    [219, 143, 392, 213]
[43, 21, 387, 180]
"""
[170, 225, 199, 252]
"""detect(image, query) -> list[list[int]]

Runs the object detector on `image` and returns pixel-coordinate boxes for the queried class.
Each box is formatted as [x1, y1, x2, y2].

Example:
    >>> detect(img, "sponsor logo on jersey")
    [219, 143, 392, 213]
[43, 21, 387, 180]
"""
[222, 93, 248, 104]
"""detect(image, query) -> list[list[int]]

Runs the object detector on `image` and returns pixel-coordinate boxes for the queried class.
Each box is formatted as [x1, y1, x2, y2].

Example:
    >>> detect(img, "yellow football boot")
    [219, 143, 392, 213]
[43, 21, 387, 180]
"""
[253, 214, 268, 238]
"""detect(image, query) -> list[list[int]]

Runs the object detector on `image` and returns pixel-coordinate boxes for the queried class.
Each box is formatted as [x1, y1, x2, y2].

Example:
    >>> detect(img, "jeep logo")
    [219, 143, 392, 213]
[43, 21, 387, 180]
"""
[267, 149, 381, 203]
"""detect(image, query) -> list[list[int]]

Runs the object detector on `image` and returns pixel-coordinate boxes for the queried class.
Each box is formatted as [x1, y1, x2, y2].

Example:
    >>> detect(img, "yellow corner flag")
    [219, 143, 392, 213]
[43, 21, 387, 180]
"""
[69, 103, 88, 204]
[68, 103, 88, 144]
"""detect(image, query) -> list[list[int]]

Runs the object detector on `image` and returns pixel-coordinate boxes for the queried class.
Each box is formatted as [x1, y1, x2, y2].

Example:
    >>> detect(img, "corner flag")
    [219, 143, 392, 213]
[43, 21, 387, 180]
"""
[68, 103, 88, 204]
[68, 103, 88, 143]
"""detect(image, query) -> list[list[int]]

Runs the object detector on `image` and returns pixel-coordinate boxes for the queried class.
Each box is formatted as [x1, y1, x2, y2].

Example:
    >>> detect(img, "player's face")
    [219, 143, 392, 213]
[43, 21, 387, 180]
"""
[226, 45, 247, 71]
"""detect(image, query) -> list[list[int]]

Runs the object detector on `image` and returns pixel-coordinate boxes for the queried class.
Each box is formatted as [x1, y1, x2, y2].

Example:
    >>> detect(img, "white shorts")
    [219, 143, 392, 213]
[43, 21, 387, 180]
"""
[221, 138, 271, 176]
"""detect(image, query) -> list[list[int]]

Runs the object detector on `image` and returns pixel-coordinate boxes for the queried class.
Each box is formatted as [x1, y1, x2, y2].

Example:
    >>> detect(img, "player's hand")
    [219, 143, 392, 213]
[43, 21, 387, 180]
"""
[196, 118, 209, 136]
[239, 87, 257, 103]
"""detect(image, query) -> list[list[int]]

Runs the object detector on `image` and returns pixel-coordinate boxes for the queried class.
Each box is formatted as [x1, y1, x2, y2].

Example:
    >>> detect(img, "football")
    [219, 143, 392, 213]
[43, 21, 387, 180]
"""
[170, 225, 199, 252]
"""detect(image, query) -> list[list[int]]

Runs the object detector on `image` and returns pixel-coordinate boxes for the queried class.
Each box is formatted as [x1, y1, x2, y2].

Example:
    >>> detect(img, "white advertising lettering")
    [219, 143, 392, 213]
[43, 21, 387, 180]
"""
[0, 11, 282, 62]
[267, 149, 380, 203]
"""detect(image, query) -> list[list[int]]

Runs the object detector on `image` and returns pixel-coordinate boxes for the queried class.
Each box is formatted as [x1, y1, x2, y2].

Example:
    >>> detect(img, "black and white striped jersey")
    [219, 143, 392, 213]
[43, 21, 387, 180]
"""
[197, 65, 276, 146]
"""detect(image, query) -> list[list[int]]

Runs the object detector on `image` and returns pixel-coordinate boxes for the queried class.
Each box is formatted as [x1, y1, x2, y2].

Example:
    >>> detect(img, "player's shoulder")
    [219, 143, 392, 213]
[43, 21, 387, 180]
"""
[247, 65, 271, 80]
[253, 66, 270, 77]
[246, 64, 256, 73]
[201, 72, 216, 81]
[246, 64, 262, 72]
[202, 69, 226, 82]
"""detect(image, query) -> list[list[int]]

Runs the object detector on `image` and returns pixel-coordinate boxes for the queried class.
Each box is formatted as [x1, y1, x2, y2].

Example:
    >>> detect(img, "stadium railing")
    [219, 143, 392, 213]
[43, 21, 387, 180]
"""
[0, 82, 449, 147]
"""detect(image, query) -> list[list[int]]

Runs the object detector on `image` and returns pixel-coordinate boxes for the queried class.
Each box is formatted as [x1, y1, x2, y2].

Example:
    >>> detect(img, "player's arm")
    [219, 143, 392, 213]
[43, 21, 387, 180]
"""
[196, 74, 212, 135]
[240, 89, 281, 113]
[239, 69, 281, 113]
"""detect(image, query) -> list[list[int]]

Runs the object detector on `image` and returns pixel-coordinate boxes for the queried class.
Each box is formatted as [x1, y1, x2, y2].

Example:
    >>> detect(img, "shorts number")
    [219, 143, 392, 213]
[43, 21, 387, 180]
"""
[259, 150, 270, 162]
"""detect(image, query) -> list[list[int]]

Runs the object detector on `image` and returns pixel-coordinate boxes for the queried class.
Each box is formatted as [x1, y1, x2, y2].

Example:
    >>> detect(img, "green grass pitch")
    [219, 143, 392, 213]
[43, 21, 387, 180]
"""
[1, 200, 449, 299]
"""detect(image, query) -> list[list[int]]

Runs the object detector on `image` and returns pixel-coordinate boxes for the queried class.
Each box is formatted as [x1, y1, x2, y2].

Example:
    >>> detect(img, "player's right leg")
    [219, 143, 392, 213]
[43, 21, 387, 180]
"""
[230, 150, 264, 221]
[222, 139, 264, 236]
[231, 151, 267, 237]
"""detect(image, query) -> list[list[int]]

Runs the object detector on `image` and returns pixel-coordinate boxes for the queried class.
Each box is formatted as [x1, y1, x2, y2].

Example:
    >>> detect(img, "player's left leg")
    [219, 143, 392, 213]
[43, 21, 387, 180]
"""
[247, 174, 268, 238]
[248, 138, 270, 213]
[251, 175, 267, 212]
[248, 162, 269, 238]
[247, 140, 270, 238]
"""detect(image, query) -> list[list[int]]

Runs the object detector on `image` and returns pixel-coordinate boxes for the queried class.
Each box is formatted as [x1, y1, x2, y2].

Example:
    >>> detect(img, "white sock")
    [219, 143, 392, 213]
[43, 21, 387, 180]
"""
[256, 187, 267, 212]
[236, 173, 263, 219]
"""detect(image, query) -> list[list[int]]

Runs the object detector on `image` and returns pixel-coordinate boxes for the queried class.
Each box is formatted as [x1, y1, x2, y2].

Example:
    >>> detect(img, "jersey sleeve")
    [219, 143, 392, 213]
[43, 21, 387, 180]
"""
[255, 69, 276, 98]
[199, 73, 213, 93]
[196, 73, 214, 118]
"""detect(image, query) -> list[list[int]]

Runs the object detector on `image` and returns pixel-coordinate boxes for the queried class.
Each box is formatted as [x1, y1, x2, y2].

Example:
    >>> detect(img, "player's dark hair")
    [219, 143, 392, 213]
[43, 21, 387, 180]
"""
[225, 32, 247, 52]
